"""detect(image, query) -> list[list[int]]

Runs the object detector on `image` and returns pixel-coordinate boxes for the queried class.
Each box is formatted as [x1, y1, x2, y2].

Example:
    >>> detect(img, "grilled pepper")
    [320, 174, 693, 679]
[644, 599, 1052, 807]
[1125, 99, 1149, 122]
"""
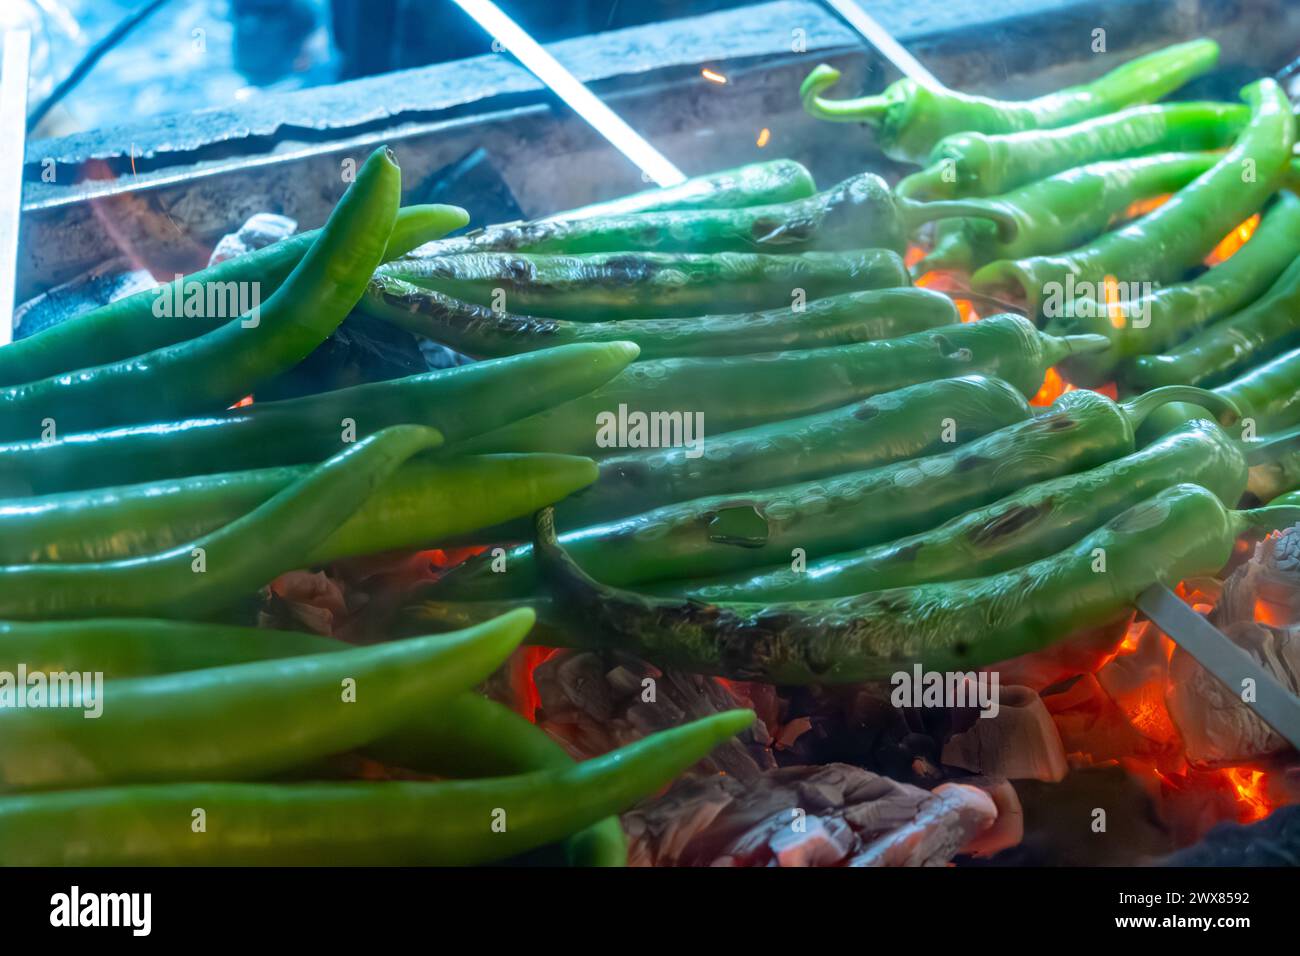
[420, 173, 1017, 258]
[915, 152, 1218, 274]
[800, 39, 1220, 163]
[897, 101, 1246, 200]
[1048, 190, 1300, 386]
[534, 485, 1300, 683]
[0, 146, 402, 440]
[972, 80, 1296, 311]
[364, 279, 960, 360]
[380, 249, 909, 320]
[454, 315, 1108, 457]
[430, 385, 1238, 599]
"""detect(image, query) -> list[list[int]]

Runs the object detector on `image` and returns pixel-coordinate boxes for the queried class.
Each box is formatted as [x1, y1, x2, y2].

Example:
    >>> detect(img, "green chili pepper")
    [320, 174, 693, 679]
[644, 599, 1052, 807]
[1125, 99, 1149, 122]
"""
[801, 40, 1220, 163]
[1129, 255, 1300, 390]
[972, 80, 1296, 311]
[0, 424, 441, 619]
[546, 160, 815, 220]
[0, 608, 532, 792]
[0, 618, 625, 866]
[381, 249, 909, 320]
[1135, 344, 1300, 445]
[430, 385, 1239, 600]
[365, 278, 960, 360]
[0, 453, 596, 565]
[1048, 190, 1300, 387]
[0, 204, 467, 389]
[897, 101, 1247, 200]
[0, 147, 402, 441]
[916, 152, 1219, 275]
[533, 486, 1300, 683]
[420, 173, 1017, 258]
[0, 341, 636, 497]
[677, 418, 1257, 602]
[0, 709, 752, 865]
[454, 315, 1108, 457]
[532, 374, 1032, 531]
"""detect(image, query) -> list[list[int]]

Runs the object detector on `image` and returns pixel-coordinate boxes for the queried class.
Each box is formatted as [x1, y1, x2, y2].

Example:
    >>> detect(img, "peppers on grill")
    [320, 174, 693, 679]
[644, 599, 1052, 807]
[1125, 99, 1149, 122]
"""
[1047, 190, 1300, 387]
[915, 151, 1218, 275]
[897, 101, 1246, 200]
[380, 249, 909, 320]
[429, 385, 1238, 599]
[677, 419, 1254, 602]
[0, 453, 597, 566]
[0, 204, 467, 389]
[0, 146, 402, 441]
[972, 80, 1296, 312]
[0, 341, 637, 497]
[800, 39, 1220, 163]
[1129, 254, 1300, 389]
[364, 278, 960, 360]
[0, 709, 752, 865]
[534, 485, 1300, 683]
[418, 173, 1017, 258]
[0, 424, 442, 620]
[454, 315, 1108, 457]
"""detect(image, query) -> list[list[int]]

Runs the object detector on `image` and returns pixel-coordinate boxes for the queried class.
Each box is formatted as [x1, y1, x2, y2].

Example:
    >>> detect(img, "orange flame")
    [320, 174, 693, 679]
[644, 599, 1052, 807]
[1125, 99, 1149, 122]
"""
[1222, 767, 1271, 821]
[1206, 214, 1261, 266]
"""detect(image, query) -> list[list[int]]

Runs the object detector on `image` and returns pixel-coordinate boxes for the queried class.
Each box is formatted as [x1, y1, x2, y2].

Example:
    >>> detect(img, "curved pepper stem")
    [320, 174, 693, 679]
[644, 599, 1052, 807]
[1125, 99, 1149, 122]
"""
[1121, 385, 1242, 429]
[800, 64, 893, 125]
[896, 197, 1019, 241]
[1037, 331, 1111, 368]
[1240, 423, 1300, 466]
[1237, 504, 1300, 535]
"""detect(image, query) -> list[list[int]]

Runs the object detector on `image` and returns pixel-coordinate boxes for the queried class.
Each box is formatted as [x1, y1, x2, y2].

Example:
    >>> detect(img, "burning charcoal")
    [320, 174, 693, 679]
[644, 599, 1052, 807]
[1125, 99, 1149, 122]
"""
[12, 258, 156, 340]
[1167, 621, 1300, 766]
[940, 685, 1068, 782]
[624, 764, 999, 867]
[207, 212, 298, 265]
[531, 649, 773, 779]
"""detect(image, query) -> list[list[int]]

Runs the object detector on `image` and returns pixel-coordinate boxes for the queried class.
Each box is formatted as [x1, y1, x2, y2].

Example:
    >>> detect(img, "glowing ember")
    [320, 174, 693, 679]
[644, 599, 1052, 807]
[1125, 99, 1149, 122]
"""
[1222, 767, 1271, 821]
[1030, 367, 1072, 406]
[755, 127, 771, 148]
[1123, 193, 1172, 218]
[1102, 274, 1126, 329]
[701, 68, 727, 84]
[1206, 213, 1261, 266]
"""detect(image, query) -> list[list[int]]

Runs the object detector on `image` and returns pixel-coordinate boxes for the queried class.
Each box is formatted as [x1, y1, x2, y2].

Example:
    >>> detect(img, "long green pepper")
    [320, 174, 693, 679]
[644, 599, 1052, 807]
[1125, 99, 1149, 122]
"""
[420, 173, 1017, 258]
[0, 146, 402, 441]
[0, 424, 442, 619]
[0, 709, 753, 866]
[0, 341, 636, 497]
[0, 203, 467, 389]
[800, 40, 1220, 163]
[1047, 191, 1300, 386]
[0, 453, 597, 565]
[454, 316, 1108, 457]
[428, 385, 1239, 599]
[897, 101, 1247, 200]
[380, 249, 910, 320]
[972, 80, 1296, 311]
[677, 419, 1255, 602]
[534, 485, 1300, 683]
[0, 610, 533, 792]
[915, 152, 1219, 275]
[364, 279, 960, 360]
